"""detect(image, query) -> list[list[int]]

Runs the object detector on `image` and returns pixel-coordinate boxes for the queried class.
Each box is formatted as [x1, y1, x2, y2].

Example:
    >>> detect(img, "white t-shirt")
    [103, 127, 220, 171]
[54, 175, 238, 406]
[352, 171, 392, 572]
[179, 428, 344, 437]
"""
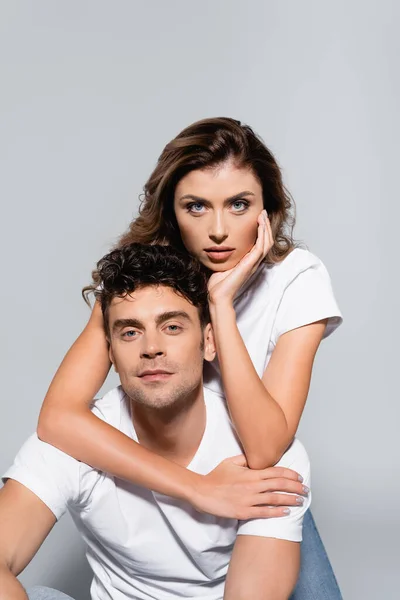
[204, 248, 343, 395]
[3, 386, 310, 600]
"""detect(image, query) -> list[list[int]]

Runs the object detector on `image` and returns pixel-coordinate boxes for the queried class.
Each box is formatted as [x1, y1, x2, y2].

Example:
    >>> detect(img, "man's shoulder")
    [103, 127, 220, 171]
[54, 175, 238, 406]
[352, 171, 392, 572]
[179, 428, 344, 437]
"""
[90, 386, 126, 427]
[203, 387, 236, 431]
[203, 386, 227, 409]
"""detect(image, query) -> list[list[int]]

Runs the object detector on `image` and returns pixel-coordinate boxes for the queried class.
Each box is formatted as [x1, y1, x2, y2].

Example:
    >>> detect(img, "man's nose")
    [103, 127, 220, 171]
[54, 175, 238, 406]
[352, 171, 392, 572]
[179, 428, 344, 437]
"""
[208, 212, 228, 244]
[140, 334, 166, 359]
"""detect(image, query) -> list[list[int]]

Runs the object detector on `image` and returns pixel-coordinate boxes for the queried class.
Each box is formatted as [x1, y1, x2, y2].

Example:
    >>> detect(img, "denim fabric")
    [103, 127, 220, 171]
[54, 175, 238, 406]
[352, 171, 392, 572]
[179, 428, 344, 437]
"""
[27, 587, 75, 600]
[291, 510, 343, 600]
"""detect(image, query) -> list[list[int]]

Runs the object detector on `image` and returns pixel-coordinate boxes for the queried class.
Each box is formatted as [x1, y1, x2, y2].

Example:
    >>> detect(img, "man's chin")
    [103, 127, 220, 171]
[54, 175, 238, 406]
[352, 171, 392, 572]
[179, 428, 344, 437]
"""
[132, 395, 181, 411]
[123, 382, 174, 405]
[124, 382, 196, 413]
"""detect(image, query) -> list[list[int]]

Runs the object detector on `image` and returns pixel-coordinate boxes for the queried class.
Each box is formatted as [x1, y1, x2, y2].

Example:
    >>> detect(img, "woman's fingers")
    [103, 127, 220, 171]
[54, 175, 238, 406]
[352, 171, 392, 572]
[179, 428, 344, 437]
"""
[264, 212, 274, 255]
[239, 505, 293, 520]
[259, 466, 304, 482]
[254, 478, 308, 496]
[252, 210, 273, 264]
[251, 492, 306, 507]
[236, 489, 309, 520]
[242, 218, 266, 275]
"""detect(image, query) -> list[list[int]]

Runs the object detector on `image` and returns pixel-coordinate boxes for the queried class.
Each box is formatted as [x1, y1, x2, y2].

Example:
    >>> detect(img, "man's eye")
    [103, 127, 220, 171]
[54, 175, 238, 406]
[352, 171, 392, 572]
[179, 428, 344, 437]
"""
[187, 202, 205, 214]
[122, 330, 137, 338]
[166, 325, 182, 333]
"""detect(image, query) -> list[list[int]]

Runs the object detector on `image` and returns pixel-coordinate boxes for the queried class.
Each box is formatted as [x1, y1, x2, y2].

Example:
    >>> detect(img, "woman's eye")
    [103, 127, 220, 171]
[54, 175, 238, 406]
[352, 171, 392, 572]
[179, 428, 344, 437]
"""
[231, 200, 249, 211]
[187, 202, 205, 214]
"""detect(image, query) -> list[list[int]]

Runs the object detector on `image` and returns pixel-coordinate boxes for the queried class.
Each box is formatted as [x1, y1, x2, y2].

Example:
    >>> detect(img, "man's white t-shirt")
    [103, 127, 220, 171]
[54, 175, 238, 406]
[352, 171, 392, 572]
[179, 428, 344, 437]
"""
[204, 248, 343, 395]
[3, 387, 310, 600]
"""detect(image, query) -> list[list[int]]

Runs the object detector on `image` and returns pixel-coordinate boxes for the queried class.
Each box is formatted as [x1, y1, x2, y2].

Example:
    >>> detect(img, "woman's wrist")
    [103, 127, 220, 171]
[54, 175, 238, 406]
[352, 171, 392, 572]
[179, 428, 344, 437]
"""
[179, 470, 205, 505]
[209, 300, 236, 320]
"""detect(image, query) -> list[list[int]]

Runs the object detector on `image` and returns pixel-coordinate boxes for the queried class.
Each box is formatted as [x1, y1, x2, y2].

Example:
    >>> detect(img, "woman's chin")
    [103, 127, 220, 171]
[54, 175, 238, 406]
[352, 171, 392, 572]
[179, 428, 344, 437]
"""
[200, 255, 242, 273]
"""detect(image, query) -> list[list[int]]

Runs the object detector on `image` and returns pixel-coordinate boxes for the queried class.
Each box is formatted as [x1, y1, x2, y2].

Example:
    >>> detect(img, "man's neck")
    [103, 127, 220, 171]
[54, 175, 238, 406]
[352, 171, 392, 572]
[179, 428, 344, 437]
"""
[129, 384, 206, 468]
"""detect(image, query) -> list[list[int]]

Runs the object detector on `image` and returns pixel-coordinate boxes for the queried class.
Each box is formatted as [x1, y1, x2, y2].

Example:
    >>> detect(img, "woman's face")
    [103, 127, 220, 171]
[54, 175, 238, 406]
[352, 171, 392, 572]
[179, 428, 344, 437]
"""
[174, 161, 264, 272]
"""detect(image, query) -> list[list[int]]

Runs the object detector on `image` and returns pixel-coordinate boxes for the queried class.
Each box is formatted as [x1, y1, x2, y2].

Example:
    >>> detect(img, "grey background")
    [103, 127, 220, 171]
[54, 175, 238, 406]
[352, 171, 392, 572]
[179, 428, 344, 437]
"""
[0, 1, 398, 599]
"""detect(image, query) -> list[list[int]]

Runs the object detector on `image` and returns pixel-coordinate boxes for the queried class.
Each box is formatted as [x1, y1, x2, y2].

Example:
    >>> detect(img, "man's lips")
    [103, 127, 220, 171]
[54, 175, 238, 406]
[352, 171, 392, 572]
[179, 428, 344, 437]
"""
[204, 247, 235, 262]
[138, 370, 173, 382]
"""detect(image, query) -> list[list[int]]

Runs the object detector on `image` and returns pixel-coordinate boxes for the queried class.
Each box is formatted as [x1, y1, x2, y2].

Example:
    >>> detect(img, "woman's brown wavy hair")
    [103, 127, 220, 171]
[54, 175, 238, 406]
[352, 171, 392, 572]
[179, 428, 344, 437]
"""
[85, 117, 296, 295]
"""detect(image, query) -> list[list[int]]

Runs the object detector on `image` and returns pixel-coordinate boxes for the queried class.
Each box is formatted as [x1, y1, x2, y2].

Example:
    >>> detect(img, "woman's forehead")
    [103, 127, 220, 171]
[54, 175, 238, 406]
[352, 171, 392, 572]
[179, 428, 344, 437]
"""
[174, 163, 262, 201]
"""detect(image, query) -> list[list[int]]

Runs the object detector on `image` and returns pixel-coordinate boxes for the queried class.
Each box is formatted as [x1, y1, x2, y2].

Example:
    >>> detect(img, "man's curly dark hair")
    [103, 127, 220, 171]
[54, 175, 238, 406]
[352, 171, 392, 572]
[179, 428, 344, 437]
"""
[93, 243, 210, 335]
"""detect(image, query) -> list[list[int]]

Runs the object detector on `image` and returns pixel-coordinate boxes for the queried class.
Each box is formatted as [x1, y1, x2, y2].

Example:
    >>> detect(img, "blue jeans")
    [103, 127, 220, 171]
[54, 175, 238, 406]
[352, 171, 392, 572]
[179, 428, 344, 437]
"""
[27, 511, 342, 599]
[27, 588, 74, 600]
[290, 510, 342, 600]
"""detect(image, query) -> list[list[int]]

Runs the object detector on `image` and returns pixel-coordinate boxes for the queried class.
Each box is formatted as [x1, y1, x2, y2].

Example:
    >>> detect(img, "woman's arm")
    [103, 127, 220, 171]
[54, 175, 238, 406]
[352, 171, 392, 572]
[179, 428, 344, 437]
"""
[37, 303, 305, 518]
[208, 211, 328, 469]
[210, 299, 327, 469]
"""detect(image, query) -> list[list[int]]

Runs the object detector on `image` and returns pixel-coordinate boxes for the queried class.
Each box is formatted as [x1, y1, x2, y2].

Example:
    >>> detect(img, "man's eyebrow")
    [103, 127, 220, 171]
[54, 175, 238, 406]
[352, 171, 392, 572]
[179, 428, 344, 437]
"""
[111, 312, 193, 332]
[112, 318, 144, 332]
[178, 191, 256, 204]
[155, 311, 193, 326]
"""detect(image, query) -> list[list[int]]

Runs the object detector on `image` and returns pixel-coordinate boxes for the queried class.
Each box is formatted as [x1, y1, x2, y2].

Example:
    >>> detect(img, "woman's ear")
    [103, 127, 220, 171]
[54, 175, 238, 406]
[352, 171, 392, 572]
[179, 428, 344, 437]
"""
[203, 323, 216, 363]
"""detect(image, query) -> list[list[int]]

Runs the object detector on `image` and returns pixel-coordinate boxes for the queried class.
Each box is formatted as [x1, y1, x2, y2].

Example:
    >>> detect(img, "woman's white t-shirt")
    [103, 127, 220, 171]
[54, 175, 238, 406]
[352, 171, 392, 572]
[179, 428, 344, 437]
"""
[204, 248, 343, 395]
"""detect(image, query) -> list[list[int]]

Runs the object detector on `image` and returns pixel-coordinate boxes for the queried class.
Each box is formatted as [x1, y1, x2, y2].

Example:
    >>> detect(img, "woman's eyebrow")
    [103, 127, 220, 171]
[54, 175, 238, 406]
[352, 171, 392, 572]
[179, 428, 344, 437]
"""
[178, 191, 255, 203]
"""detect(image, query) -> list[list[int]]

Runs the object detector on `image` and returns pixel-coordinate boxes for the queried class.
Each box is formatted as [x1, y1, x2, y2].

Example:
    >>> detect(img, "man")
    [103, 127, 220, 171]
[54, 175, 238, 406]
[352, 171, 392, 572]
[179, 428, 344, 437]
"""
[0, 244, 310, 600]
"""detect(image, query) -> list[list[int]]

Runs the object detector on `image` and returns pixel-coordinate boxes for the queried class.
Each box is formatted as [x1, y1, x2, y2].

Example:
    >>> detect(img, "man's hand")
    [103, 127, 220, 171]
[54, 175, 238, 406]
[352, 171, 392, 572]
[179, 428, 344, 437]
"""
[191, 455, 308, 520]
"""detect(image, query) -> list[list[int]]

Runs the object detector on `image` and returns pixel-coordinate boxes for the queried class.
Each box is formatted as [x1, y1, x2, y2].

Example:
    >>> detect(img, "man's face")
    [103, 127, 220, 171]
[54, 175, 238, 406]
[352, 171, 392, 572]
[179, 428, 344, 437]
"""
[107, 285, 215, 410]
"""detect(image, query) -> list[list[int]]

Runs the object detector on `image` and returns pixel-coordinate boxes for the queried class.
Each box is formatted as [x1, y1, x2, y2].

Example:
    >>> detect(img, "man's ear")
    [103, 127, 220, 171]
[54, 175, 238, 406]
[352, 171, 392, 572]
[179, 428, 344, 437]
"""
[203, 323, 216, 363]
[108, 343, 119, 374]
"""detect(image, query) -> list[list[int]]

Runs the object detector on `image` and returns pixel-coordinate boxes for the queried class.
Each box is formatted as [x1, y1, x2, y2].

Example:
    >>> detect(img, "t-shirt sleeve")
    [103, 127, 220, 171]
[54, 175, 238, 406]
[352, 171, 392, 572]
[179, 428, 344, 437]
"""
[2, 433, 81, 520]
[237, 439, 311, 542]
[271, 260, 343, 346]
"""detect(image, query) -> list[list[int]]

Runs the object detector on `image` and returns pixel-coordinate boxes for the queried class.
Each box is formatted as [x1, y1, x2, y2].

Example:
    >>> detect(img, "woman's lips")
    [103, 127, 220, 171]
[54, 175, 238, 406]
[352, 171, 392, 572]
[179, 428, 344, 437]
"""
[204, 249, 235, 262]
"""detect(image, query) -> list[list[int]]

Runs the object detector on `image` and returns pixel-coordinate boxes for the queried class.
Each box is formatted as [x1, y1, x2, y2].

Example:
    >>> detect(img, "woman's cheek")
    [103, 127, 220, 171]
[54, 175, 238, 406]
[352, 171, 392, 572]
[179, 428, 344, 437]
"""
[242, 220, 259, 248]
[180, 223, 202, 253]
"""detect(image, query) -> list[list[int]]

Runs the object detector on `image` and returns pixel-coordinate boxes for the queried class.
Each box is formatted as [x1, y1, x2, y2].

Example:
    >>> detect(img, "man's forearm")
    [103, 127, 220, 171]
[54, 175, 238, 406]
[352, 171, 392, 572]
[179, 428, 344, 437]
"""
[224, 536, 300, 600]
[0, 565, 28, 600]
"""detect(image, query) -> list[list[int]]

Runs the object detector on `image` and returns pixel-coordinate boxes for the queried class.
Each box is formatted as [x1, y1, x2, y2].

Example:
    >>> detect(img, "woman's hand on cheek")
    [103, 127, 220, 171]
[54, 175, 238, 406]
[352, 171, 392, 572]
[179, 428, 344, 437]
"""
[207, 209, 273, 307]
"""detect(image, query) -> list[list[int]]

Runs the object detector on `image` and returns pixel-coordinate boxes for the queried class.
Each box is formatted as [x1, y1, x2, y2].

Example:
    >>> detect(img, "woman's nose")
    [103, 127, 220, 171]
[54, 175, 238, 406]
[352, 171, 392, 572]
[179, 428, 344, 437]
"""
[208, 213, 228, 243]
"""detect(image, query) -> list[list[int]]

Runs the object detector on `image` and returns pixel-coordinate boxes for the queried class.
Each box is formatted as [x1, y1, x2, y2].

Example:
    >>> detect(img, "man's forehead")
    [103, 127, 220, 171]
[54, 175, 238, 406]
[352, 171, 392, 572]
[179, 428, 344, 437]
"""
[109, 285, 197, 318]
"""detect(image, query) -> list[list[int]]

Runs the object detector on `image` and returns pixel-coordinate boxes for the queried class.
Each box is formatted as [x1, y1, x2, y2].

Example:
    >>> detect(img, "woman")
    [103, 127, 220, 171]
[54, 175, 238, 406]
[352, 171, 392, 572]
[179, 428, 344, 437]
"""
[38, 117, 343, 598]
